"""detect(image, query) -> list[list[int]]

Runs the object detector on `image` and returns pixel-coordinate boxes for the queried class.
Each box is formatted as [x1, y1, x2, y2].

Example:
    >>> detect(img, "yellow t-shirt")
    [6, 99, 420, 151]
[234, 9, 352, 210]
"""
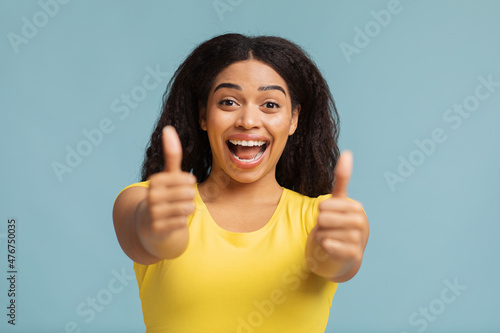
[119, 181, 338, 333]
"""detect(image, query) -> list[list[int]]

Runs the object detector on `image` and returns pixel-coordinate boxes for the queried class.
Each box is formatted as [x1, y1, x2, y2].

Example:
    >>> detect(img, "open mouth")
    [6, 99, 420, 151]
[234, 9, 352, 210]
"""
[226, 139, 268, 162]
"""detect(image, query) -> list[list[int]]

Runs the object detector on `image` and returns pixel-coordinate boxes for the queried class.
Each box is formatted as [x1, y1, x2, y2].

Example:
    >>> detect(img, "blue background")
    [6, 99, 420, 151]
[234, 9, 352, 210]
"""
[1, 0, 499, 332]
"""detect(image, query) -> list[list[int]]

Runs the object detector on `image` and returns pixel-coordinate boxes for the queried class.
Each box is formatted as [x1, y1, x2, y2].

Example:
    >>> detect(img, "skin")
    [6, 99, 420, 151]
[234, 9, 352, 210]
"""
[113, 59, 369, 283]
[113, 126, 196, 264]
[197, 59, 300, 232]
[306, 151, 370, 282]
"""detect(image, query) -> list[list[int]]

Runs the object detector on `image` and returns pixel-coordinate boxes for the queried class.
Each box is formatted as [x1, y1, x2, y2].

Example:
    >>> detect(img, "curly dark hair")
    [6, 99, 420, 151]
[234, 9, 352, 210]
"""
[141, 33, 340, 197]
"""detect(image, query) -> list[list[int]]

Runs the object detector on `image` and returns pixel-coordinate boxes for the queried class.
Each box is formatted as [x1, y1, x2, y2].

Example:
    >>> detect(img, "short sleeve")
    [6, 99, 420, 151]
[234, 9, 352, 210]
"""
[115, 180, 150, 200]
[306, 193, 332, 235]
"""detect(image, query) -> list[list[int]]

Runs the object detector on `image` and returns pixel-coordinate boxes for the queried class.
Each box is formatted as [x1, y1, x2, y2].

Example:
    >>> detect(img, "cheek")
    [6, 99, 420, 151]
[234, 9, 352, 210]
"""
[206, 109, 232, 129]
[206, 110, 231, 154]
[267, 113, 293, 139]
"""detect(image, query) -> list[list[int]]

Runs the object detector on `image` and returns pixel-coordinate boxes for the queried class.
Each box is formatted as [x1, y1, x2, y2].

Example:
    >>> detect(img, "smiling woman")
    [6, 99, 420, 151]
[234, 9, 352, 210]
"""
[112, 33, 369, 332]
[141, 34, 340, 196]
[199, 59, 299, 186]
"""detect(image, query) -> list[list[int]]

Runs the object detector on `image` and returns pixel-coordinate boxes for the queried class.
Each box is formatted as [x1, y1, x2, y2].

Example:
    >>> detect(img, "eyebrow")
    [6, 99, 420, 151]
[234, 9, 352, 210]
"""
[259, 85, 286, 96]
[213, 83, 286, 96]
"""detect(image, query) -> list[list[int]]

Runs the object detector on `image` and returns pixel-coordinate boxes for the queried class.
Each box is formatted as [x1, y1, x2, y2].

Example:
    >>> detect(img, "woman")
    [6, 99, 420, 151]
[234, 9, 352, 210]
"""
[113, 33, 369, 332]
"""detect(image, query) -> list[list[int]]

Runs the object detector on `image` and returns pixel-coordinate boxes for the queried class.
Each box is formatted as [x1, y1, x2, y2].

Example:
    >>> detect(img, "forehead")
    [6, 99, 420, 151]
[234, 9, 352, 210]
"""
[212, 60, 288, 92]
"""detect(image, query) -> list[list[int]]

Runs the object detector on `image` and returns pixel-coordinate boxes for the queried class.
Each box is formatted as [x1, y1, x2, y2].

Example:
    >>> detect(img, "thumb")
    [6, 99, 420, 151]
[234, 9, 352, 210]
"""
[162, 126, 183, 172]
[331, 150, 353, 198]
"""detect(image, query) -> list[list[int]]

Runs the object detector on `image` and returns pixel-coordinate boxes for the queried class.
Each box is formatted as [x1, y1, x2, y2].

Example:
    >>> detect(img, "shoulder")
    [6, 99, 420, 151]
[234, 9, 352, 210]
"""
[116, 180, 150, 196]
[284, 188, 359, 207]
[283, 188, 331, 208]
[113, 181, 150, 206]
[123, 180, 150, 190]
[281, 188, 331, 234]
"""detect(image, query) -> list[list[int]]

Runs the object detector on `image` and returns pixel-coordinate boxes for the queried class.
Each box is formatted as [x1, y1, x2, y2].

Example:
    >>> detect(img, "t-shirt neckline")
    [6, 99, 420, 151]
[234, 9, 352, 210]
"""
[194, 183, 288, 240]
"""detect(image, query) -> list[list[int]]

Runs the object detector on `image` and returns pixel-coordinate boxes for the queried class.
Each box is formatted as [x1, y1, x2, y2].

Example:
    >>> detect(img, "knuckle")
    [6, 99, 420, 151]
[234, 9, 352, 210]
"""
[149, 173, 167, 185]
[168, 204, 181, 216]
[150, 217, 186, 235]
[171, 202, 194, 216]
[148, 173, 159, 183]
[353, 248, 363, 262]
[319, 198, 336, 211]
[148, 188, 162, 202]
[181, 188, 196, 199]
[346, 230, 361, 244]
[344, 245, 357, 259]
[185, 202, 195, 214]
[316, 213, 328, 227]
[150, 219, 166, 234]
[314, 229, 325, 242]
[342, 246, 360, 261]
[173, 216, 188, 227]
[352, 202, 364, 213]
[352, 214, 366, 229]
[182, 172, 197, 184]
[149, 205, 164, 220]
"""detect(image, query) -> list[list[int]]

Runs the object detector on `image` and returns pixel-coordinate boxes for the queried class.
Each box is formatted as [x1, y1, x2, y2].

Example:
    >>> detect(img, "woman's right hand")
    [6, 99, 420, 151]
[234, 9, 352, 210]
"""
[139, 126, 196, 249]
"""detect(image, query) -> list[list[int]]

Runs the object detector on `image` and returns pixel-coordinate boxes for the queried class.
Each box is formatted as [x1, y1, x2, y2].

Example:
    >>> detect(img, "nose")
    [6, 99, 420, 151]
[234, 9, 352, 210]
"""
[234, 105, 262, 130]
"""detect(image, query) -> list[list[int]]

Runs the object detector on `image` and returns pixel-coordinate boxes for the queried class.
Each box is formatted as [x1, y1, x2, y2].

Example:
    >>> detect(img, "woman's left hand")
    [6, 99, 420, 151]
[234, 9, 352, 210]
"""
[314, 151, 369, 279]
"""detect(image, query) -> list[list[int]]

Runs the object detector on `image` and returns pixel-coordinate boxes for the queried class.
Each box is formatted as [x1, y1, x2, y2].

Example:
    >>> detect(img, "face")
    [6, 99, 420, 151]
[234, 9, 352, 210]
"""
[199, 59, 300, 186]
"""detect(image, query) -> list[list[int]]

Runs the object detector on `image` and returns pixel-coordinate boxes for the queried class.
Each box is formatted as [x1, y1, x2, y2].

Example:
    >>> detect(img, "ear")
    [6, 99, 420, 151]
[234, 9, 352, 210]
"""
[288, 104, 300, 136]
[198, 101, 207, 131]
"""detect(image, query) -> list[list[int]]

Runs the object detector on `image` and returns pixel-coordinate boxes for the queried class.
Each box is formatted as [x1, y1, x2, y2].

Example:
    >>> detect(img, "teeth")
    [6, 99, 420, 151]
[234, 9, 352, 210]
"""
[228, 139, 266, 147]
[230, 149, 265, 162]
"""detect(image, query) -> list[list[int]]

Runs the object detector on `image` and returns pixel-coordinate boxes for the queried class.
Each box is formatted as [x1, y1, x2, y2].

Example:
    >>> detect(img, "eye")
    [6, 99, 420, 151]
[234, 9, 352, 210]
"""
[218, 99, 237, 107]
[264, 102, 280, 109]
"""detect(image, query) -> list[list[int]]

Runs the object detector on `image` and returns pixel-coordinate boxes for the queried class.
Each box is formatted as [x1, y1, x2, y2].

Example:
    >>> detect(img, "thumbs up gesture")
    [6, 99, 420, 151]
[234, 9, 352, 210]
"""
[313, 150, 369, 281]
[144, 126, 197, 244]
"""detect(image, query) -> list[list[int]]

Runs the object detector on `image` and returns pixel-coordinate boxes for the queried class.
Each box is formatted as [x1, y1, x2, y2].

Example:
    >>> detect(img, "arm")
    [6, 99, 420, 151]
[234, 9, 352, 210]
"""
[305, 150, 369, 283]
[305, 209, 368, 283]
[112, 126, 196, 265]
[112, 186, 190, 265]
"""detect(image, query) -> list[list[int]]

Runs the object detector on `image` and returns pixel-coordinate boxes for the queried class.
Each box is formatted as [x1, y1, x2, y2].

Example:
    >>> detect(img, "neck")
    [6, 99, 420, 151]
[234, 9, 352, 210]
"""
[198, 168, 283, 205]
